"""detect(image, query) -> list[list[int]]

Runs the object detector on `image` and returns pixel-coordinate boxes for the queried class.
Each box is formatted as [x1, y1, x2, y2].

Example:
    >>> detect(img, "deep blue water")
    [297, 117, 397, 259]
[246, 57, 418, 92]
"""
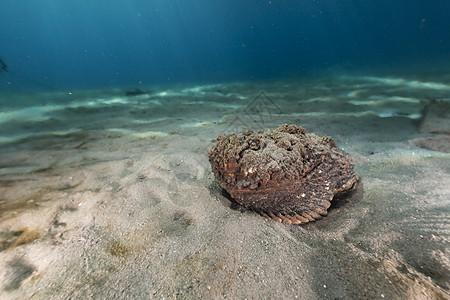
[0, 0, 449, 92]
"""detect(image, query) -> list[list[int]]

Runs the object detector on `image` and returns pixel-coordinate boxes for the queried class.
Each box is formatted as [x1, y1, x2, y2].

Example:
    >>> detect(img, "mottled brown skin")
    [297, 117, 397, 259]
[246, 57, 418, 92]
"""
[208, 124, 359, 224]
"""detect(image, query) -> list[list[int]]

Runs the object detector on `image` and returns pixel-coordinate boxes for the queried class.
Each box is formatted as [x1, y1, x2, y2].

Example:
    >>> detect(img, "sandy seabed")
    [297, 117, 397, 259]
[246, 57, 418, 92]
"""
[0, 75, 449, 299]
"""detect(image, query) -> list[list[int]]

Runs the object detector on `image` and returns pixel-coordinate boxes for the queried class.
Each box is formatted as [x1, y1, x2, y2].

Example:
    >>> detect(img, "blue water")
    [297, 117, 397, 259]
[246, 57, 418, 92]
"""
[0, 0, 449, 92]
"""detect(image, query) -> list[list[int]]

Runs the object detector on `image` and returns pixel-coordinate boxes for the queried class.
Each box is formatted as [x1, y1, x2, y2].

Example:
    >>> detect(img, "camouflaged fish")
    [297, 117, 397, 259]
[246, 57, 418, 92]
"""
[208, 124, 359, 224]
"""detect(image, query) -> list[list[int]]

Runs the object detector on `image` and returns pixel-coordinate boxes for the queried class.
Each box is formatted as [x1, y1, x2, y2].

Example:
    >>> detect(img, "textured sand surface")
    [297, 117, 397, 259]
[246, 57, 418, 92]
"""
[1, 76, 449, 299]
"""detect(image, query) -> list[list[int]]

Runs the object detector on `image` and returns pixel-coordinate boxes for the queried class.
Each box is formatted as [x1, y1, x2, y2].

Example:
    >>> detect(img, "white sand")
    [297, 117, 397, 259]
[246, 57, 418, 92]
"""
[0, 75, 449, 299]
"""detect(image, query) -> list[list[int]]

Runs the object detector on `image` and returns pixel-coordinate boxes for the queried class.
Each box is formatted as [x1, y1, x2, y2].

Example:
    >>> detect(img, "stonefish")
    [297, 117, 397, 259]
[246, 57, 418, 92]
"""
[208, 124, 359, 224]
